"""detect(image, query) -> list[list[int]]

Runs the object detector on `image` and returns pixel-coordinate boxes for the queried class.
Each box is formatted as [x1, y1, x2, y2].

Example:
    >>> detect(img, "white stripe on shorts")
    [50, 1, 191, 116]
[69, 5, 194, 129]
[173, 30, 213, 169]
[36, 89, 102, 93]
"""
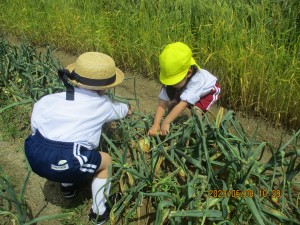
[206, 84, 221, 110]
[73, 143, 97, 174]
[73, 144, 84, 166]
[82, 163, 97, 169]
[80, 168, 95, 173]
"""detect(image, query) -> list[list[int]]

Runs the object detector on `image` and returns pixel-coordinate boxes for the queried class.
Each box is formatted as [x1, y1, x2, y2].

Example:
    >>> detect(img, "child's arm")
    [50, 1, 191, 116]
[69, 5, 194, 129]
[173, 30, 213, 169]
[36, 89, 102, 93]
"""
[160, 101, 188, 135]
[107, 101, 130, 121]
[148, 99, 168, 136]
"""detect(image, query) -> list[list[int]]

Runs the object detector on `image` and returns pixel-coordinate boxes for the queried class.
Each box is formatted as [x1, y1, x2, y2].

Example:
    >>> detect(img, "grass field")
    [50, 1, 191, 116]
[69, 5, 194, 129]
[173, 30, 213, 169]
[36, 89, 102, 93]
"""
[0, 0, 299, 129]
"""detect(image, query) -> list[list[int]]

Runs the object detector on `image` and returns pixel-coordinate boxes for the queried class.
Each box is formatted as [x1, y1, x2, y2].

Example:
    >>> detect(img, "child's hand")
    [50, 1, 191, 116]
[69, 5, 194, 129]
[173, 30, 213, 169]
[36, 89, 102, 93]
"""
[160, 121, 170, 136]
[148, 124, 160, 136]
[126, 104, 132, 117]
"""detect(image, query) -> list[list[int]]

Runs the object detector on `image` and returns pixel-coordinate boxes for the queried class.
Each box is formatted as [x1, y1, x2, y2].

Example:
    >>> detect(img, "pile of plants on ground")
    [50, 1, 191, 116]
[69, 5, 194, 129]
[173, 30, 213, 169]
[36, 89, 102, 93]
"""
[0, 38, 300, 224]
[99, 109, 300, 224]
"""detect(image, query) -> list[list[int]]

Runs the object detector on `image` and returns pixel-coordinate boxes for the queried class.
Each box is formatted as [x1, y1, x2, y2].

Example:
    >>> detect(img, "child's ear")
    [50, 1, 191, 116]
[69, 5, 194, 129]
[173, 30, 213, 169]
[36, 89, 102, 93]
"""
[186, 68, 193, 78]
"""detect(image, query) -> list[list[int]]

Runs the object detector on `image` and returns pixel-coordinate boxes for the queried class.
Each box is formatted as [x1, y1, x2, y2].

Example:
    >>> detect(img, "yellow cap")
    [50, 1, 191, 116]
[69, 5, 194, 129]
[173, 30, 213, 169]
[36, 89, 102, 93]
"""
[159, 42, 199, 85]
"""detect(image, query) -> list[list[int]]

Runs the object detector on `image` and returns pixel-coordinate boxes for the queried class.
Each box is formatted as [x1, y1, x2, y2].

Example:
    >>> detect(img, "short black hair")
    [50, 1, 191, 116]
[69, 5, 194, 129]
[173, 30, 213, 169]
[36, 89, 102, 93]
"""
[190, 65, 198, 76]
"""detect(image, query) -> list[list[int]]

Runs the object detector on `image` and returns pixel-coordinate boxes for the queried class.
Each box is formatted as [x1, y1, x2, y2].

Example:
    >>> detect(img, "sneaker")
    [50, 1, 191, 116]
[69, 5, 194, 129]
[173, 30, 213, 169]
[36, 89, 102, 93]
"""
[89, 192, 122, 225]
[60, 183, 76, 198]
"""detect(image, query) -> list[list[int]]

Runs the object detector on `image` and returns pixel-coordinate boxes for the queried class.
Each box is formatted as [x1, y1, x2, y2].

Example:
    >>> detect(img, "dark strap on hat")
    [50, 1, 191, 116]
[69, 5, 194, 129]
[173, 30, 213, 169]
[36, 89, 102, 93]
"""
[69, 70, 116, 86]
[58, 69, 75, 101]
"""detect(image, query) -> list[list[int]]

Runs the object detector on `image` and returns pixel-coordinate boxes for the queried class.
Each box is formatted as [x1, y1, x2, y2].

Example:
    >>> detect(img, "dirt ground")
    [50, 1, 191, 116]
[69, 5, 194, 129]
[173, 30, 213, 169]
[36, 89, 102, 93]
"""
[0, 43, 299, 224]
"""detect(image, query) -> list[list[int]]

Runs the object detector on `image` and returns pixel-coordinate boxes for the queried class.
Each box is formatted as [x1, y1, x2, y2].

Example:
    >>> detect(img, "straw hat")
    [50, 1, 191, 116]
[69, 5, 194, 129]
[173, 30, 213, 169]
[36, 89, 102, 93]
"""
[159, 42, 199, 85]
[65, 52, 124, 90]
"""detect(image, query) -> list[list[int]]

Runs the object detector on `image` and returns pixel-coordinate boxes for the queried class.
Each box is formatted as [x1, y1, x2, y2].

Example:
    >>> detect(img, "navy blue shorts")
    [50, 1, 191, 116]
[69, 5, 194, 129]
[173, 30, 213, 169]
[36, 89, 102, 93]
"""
[24, 130, 101, 183]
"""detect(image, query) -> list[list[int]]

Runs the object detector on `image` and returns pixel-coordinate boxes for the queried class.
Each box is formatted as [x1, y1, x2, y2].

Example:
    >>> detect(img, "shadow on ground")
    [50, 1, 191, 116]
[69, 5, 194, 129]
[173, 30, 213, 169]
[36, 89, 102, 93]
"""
[43, 180, 92, 208]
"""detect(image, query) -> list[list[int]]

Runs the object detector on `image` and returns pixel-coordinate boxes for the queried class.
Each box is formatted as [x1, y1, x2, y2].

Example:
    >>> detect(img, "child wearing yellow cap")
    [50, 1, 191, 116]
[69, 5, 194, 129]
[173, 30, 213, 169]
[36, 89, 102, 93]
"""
[148, 42, 221, 136]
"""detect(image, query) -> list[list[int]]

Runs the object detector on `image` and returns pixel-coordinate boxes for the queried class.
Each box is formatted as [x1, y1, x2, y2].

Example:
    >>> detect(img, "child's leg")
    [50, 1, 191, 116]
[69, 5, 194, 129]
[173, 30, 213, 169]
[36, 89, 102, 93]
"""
[91, 152, 112, 215]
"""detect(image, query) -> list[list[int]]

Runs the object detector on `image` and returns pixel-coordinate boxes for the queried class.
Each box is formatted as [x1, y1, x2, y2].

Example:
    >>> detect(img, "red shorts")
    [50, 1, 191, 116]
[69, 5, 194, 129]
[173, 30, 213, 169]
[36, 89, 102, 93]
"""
[194, 83, 221, 112]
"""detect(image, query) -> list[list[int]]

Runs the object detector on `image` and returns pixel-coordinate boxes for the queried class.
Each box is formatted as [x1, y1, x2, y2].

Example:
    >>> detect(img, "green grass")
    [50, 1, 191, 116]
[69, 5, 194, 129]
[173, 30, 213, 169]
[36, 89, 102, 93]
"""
[0, 165, 73, 225]
[0, 0, 299, 129]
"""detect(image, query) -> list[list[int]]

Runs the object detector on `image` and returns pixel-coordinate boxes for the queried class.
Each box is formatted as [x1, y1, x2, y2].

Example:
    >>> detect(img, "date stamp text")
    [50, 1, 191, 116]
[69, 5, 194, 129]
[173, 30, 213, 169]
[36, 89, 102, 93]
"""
[209, 189, 281, 198]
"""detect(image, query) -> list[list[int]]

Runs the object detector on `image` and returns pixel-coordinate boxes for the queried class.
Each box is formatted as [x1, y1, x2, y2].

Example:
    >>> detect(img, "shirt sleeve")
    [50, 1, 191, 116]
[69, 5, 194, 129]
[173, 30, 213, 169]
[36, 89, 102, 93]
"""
[158, 87, 170, 101]
[105, 100, 129, 122]
[180, 77, 205, 105]
[180, 70, 217, 105]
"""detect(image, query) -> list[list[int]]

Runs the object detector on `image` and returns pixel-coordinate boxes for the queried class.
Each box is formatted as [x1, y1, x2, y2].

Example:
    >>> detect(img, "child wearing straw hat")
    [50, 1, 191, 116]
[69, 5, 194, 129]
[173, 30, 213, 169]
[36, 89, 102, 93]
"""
[24, 52, 131, 225]
[148, 42, 221, 136]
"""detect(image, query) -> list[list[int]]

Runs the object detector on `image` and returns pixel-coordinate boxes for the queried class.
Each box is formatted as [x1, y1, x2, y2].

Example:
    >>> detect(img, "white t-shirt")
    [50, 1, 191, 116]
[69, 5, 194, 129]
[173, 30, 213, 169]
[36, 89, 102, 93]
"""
[159, 69, 217, 105]
[31, 87, 128, 149]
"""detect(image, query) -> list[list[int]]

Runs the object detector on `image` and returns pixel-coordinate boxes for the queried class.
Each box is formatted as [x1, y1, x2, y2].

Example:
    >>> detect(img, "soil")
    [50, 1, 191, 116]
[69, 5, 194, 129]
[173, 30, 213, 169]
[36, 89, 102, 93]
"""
[0, 37, 299, 224]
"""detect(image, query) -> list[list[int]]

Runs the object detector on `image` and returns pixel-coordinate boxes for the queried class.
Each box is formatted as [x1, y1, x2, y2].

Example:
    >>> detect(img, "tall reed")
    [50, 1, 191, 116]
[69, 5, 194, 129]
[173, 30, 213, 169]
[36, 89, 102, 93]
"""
[0, 1, 299, 127]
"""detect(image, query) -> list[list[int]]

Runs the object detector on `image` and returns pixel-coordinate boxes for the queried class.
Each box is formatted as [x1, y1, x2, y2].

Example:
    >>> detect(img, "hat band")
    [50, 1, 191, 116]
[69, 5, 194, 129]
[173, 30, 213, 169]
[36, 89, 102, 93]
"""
[58, 69, 75, 101]
[69, 70, 116, 86]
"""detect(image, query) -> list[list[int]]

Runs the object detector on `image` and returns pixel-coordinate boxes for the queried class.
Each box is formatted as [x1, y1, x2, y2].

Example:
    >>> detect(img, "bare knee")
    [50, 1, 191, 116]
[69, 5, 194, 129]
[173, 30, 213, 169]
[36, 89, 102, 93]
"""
[95, 152, 112, 178]
[99, 152, 112, 170]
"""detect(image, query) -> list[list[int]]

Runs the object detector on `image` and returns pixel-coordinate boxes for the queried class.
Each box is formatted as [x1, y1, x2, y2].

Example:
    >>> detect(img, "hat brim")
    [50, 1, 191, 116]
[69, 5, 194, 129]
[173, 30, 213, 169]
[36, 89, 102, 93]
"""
[160, 67, 189, 85]
[66, 63, 124, 90]
[160, 58, 199, 85]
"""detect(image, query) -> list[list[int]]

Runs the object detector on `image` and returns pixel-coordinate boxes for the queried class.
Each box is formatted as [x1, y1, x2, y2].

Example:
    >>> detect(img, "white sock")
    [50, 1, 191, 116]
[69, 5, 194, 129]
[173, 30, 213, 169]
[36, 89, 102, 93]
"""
[91, 178, 111, 215]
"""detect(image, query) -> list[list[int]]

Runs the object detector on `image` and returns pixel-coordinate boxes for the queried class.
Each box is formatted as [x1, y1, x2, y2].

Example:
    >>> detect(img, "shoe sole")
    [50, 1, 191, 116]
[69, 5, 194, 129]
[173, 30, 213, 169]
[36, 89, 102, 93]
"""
[88, 216, 107, 225]
[92, 220, 107, 225]
[63, 190, 76, 198]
